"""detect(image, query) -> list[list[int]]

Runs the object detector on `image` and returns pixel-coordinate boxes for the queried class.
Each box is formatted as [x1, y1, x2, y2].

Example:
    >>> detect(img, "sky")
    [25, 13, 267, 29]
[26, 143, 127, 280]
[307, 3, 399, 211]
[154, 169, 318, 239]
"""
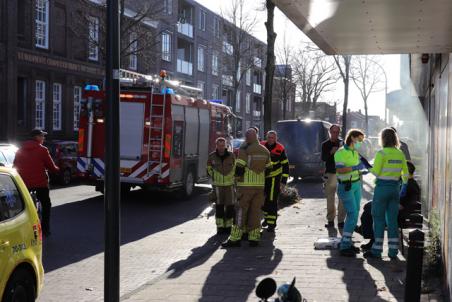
[194, 0, 402, 119]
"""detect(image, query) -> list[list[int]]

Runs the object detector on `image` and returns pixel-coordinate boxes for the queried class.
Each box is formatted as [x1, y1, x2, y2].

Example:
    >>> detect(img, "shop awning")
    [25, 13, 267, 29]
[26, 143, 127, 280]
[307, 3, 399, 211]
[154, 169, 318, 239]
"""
[273, 0, 452, 55]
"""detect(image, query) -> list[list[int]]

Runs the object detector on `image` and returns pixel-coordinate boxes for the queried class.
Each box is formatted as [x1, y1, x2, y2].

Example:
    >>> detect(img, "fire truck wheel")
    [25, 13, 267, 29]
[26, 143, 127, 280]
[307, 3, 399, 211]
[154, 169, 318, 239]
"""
[182, 169, 196, 198]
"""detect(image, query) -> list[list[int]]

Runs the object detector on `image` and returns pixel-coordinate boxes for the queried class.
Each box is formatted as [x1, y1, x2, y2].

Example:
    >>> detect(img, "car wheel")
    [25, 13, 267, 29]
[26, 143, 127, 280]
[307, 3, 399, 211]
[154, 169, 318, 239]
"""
[182, 169, 195, 199]
[3, 268, 36, 302]
[61, 169, 72, 186]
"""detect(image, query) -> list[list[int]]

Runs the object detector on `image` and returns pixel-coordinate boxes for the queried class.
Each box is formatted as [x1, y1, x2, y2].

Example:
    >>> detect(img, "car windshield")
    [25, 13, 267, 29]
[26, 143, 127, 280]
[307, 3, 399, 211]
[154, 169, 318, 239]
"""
[2, 149, 16, 164]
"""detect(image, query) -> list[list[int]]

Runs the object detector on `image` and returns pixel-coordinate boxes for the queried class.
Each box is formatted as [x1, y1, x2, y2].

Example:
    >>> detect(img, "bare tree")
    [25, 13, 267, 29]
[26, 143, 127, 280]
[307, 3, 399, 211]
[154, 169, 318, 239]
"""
[275, 30, 295, 120]
[292, 43, 337, 109]
[334, 55, 353, 138]
[264, 0, 277, 133]
[351, 56, 385, 133]
[220, 0, 259, 112]
[71, 0, 163, 73]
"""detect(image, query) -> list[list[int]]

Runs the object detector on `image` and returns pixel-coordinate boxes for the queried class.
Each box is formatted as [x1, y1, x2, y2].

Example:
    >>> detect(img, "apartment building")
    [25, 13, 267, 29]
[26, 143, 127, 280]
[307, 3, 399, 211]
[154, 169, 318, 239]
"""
[0, 0, 266, 141]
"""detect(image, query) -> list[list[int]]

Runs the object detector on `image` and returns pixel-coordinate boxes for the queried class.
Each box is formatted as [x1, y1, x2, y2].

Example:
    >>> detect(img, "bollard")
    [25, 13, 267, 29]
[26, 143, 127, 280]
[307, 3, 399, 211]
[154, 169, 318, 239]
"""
[404, 229, 425, 302]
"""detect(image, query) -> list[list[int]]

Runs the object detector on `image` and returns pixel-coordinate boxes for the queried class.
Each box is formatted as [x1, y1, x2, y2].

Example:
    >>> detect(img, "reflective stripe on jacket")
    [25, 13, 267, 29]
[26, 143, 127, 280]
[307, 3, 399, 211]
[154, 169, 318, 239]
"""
[207, 150, 235, 186]
[236, 140, 271, 187]
[334, 145, 360, 182]
[261, 141, 290, 184]
[371, 147, 409, 183]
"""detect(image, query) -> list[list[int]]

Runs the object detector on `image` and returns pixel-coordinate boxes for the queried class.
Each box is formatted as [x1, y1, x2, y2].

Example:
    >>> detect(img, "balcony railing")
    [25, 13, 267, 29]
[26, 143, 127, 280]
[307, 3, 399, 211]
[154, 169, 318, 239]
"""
[222, 75, 233, 87]
[253, 110, 262, 120]
[177, 23, 193, 38]
[223, 41, 233, 55]
[254, 56, 263, 68]
[253, 83, 262, 94]
[177, 59, 193, 75]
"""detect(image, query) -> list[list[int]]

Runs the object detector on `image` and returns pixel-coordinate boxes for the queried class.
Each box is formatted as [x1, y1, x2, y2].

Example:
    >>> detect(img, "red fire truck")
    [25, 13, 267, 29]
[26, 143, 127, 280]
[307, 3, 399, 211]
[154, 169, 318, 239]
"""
[77, 70, 233, 197]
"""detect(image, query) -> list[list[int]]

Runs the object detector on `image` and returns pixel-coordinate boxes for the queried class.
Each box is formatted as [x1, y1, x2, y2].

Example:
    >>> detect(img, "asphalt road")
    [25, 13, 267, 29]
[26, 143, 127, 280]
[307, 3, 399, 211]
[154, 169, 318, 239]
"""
[38, 184, 217, 302]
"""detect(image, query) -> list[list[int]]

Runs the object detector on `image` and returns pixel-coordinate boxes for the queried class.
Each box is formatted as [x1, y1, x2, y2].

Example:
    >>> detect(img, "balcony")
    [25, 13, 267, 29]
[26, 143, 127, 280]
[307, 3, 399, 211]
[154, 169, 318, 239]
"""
[254, 56, 263, 68]
[253, 83, 262, 94]
[177, 23, 193, 38]
[177, 59, 193, 76]
[222, 75, 233, 87]
[223, 41, 233, 55]
[253, 110, 262, 120]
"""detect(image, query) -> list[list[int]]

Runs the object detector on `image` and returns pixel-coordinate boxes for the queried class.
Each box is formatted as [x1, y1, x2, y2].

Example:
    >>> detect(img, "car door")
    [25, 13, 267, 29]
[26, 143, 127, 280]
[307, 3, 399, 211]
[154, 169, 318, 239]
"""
[0, 173, 29, 282]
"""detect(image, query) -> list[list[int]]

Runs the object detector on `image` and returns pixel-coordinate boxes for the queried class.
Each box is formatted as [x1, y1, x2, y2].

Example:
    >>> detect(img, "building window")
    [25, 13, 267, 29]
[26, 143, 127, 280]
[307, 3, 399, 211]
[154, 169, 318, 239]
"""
[35, 81, 46, 129]
[199, 10, 206, 31]
[246, 69, 251, 86]
[246, 93, 251, 114]
[197, 45, 205, 72]
[212, 51, 219, 76]
[35, 0, 49, 48]
[163, 0, 172, 15]
[53, 83, 62, 131]
[235, 90, 241, 112]
[88, 16, 99, 61]
[162, 32, 172, 62]
[197, 81, 205, 98]
[74, 86, 82, 131]
[129, 32, 138, 70]
[213, 17, 220, 39]
[212, 84, 219, 99]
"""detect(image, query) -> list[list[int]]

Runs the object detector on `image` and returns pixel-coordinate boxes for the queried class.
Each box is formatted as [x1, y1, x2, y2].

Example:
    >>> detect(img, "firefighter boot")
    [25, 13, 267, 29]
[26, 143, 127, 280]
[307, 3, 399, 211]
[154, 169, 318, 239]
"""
[224, 205, 235, 235]
[222, 225, 242, 248]
[215, 204, 226, 234]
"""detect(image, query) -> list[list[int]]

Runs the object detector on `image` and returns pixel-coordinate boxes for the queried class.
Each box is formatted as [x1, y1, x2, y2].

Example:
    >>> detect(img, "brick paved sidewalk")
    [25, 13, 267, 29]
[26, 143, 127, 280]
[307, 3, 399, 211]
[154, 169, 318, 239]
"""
[123, 181, 443, 302]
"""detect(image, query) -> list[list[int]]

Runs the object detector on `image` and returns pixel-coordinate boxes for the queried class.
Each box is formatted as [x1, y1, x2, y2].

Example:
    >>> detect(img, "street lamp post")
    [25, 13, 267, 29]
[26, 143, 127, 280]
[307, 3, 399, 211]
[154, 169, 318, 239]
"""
[105, 0, 120, 301]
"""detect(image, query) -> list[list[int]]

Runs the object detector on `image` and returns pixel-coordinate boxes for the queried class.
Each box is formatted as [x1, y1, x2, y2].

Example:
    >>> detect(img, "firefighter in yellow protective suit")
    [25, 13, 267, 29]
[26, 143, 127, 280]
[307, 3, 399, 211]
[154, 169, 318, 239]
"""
[261, 130, 289, 232]
[207, 137, 236, 235]
[222, 128, 271, 248]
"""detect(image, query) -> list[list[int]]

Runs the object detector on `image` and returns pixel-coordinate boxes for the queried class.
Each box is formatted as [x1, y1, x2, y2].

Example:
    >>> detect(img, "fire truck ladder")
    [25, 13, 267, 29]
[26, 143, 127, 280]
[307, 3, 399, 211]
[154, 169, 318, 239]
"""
[147, 90, 166, 179]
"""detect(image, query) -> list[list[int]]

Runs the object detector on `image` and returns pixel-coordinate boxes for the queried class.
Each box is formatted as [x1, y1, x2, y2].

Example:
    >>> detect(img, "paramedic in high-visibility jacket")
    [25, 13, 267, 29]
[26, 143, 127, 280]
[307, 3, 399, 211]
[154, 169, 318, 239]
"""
[261, 130, 289, 232]
[222, 128, 272, 248]
[364, 128, 409, 259]
[334, 129, 366, 257]
[207, 137, 236, 235]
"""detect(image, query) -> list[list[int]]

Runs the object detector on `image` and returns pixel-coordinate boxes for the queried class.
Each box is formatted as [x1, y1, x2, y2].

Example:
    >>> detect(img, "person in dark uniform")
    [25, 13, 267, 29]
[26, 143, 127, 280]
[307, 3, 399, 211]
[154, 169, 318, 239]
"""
[261, 130, 289, 232]
[390, 127, 411, 161]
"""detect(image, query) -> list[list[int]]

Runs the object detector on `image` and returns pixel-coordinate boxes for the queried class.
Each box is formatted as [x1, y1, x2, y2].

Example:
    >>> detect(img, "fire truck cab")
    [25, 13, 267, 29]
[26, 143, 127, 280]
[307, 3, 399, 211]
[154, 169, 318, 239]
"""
[77, 70, 233, 197]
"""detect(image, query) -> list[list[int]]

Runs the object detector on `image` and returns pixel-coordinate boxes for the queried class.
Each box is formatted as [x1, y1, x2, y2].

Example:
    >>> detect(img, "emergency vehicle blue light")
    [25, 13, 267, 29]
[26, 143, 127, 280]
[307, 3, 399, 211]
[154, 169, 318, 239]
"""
[84, 85, 100, 91]
[209, 99, 223, 104]
[161, 88, 174, 94]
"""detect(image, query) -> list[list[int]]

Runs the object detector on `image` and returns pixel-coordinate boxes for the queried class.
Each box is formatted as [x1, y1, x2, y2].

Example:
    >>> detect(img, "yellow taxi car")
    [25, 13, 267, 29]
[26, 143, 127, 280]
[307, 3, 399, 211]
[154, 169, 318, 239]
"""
[0, 167, 44, 302]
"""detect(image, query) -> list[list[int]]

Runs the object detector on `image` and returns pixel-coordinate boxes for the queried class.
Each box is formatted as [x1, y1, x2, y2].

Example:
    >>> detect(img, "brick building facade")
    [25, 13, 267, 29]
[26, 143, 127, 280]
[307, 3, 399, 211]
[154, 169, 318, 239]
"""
[0, 0, 266, 142]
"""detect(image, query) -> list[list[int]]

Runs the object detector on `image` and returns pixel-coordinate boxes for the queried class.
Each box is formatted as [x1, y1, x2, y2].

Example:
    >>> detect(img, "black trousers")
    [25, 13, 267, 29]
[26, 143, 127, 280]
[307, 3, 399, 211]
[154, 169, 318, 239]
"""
[263, 176, 281, 227]
[30, 187, 51, 234]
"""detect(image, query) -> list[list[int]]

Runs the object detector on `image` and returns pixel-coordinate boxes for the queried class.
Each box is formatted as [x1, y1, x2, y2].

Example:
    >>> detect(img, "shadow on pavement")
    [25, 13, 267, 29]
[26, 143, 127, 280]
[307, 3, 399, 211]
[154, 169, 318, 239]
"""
[199, 237, 283, 302]
[166, 234, 225, 279]
[43, 188, 210, 273]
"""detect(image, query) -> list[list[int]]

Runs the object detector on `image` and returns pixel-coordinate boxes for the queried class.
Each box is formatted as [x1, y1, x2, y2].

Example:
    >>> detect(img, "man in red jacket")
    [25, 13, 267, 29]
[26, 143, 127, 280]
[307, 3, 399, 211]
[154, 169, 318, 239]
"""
[14, 129, 59, 236]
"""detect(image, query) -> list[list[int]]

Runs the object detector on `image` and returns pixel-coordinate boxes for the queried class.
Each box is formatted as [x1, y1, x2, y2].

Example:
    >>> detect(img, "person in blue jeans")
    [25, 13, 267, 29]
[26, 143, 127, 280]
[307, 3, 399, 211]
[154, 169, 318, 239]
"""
[334, 129, 367, 257]
[364, 128, 409, 259]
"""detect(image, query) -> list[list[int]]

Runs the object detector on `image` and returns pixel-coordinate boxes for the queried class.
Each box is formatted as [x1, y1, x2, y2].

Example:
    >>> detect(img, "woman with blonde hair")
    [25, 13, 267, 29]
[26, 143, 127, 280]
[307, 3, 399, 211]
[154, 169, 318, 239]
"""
[334, 129, 367, 257]
[364, 128, 409, 259]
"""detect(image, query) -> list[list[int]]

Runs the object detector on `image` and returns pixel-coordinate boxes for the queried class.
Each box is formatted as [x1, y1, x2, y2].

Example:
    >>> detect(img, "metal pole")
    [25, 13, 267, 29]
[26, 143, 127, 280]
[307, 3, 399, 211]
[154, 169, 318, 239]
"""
[105, 0, 120, 301]
[404, 229, 425, 302]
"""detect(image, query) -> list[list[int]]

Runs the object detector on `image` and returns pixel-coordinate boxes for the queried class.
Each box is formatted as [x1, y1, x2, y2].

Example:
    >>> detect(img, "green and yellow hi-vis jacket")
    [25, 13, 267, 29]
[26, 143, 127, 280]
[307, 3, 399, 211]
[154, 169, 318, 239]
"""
[207, 149, 236, 186]
[371, 147, 409, 184]
[334, 145, 361, 182]
[235, 139, 271, 187]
